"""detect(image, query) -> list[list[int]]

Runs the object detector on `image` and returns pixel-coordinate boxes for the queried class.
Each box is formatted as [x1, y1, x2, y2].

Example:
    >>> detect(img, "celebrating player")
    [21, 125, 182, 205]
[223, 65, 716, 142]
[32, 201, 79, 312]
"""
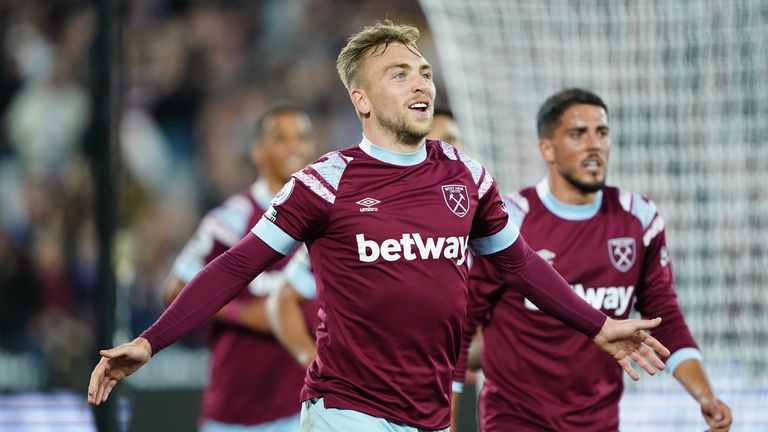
[88, 22, 670, 432]
[453, 88, 732, 432]
[263, 105, 468, 379]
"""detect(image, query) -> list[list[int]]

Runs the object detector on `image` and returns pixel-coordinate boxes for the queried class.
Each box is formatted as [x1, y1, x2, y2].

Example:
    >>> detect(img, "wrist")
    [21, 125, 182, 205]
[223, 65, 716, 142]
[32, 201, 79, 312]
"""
[134, 337, 153, 357]
[592, 316, 613, 344]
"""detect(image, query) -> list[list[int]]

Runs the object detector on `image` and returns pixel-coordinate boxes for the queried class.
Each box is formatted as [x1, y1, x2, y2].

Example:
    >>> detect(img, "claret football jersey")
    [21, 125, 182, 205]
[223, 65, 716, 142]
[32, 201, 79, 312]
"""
[252, 136, 518, 429]
[469, 179, 698, 431]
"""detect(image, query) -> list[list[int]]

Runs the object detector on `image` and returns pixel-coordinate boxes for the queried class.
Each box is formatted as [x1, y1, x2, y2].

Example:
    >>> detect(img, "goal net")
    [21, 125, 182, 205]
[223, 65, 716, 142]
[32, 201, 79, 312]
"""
[419, 0, 767, 429]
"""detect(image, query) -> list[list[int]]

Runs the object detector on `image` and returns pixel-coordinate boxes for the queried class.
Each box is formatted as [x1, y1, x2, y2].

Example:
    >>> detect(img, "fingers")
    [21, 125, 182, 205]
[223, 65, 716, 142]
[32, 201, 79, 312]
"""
[617, 356, 640, 381]
[103, 379, 118, 403]
[630, 351, 656, 376]
[88, 355, 126, 406]
[99, 343, 131, 359]
[703, 400, 732, 431]
[637, 342, 665, 371]
[629, 317, 662, 331]
[640, 333, 670, 358]
[99, 375, 113, 403]
[87, 358, 109, 405]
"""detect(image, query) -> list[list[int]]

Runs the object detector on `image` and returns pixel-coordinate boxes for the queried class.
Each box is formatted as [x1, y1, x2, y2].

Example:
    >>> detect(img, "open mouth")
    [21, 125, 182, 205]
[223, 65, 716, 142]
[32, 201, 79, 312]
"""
[409, 102, 429, 113]
[582, 158, 602, 172]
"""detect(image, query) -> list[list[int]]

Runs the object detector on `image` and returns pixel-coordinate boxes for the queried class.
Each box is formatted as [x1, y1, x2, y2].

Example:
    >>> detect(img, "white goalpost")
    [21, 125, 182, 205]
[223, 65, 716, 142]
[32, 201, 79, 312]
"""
[419, 1, 768, 430]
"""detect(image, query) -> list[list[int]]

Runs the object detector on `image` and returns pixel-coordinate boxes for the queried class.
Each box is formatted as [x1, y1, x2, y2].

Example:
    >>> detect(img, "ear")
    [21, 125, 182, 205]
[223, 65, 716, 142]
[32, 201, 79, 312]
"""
[539, 137, 555, 163]
[350, 88, 370, 116]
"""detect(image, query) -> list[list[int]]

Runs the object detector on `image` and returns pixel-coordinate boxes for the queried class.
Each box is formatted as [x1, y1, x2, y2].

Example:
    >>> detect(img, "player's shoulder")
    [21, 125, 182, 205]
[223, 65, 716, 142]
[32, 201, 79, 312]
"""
[499, 187, 534, 229]
[199, 189, 257, 245]
[288, 149, 355, 205]
[505, 186, 536, 212]
[427, 139, 495, 199]
[610, 187, 657, 226]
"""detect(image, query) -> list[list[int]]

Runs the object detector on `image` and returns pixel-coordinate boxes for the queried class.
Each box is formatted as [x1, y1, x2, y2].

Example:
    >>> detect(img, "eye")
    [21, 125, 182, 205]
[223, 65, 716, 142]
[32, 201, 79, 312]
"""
[394, 72, 406, 79]
[422, 72, 432, 80]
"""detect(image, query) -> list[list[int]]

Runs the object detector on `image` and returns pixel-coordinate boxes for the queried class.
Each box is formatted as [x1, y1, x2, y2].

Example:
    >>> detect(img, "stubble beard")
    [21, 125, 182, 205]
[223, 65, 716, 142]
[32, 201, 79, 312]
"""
[562, 169, 607, 194]
[378, 111, 432, 146]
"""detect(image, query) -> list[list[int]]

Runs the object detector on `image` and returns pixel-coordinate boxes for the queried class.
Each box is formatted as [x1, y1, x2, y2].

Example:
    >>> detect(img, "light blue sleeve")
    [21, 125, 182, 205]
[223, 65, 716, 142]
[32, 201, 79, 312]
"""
[284, 255, 317, 300]
[665, 347, 703, 375]
[469, 221, 520, 255]
[251, 218, 301, 256]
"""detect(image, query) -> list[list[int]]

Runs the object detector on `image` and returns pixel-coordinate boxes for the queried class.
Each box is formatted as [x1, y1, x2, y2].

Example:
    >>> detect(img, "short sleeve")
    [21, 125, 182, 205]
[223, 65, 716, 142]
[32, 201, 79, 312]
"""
[173, 195, 253, 282]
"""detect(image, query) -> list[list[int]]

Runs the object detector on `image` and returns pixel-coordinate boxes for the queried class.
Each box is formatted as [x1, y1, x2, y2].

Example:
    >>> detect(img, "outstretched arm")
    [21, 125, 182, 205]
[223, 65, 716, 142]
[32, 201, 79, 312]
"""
[483, 236, 669, 379]
[87, 233, 285, 405]
[674, 359, 732, 431]
[164, 275, 271, 333]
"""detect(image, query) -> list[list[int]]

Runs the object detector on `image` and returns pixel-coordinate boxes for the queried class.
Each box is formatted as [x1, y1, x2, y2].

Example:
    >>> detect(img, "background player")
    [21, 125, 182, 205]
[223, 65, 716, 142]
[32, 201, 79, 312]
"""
[453, 88, 732, 432]
[88, 22, 670, 432]
[164, 103, 319, 431]
[430, 107, 465, 151]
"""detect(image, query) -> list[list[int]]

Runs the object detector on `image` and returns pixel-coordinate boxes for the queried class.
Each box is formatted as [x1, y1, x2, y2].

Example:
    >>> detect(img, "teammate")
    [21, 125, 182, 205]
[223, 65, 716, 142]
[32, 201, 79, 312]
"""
[88, 22, 671, 432]
[430, 107, 465, 150]
[163, 103, 319, 431]
[453, 88, 732, 431]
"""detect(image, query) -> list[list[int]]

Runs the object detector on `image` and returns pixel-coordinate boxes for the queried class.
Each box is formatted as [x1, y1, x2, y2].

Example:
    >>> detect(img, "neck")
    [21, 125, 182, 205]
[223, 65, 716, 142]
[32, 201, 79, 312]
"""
[265, 174, 286, 195]
[547, 171, 599, 205]
[359, 134, 427, 166]
[362, 121, 425, 154]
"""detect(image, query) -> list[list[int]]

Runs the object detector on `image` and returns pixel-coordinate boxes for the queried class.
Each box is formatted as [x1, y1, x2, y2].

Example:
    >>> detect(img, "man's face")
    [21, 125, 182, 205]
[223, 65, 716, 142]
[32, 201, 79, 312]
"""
[430, 114, 464, 151]
[253, 111, 315, 183]
[356, 42, 436, 144]
[541, 103, 611, 193]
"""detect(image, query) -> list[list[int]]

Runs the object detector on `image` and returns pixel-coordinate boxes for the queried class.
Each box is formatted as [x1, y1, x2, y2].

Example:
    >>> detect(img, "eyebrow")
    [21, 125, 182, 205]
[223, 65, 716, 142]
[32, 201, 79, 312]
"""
[384, 63, 432, 73]
[566, 125, 610, 133]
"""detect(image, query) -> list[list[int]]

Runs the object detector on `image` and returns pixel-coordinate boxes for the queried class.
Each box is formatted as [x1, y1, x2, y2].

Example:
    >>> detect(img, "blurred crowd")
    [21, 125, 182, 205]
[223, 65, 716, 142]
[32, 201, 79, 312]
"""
[0, 0, 442, 391]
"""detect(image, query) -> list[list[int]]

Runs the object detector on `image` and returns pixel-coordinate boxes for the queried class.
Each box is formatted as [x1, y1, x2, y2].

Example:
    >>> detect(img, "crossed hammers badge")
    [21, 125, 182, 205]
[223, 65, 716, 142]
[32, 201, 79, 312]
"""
[441, 185, 470, 217]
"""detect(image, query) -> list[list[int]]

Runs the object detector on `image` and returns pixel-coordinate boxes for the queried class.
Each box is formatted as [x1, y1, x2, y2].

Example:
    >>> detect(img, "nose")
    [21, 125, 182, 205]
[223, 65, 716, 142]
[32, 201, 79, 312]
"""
[585, 132, 603, 150]
[412, 75, 430, 94]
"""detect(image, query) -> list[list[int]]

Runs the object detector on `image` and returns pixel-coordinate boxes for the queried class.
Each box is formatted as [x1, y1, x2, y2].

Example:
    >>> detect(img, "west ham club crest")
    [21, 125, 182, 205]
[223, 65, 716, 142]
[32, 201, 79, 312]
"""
[607, 237, 636, 272]
[442, 184, 469, 217]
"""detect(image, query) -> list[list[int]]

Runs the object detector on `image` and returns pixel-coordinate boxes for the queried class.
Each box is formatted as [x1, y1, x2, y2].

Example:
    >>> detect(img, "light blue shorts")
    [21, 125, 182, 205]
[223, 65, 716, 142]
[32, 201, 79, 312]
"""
[201, 413, 301, 432]
[299, 398, 448, 432]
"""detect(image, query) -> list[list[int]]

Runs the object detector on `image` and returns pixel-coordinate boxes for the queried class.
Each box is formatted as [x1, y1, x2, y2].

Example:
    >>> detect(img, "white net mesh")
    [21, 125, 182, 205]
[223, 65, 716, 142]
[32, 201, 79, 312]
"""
[419, 0, 768, 429]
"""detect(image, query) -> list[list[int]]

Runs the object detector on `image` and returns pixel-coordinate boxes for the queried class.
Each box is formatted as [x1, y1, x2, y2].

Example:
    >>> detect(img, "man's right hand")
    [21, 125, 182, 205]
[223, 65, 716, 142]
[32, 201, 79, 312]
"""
[592, 317, 670, 380]
[87, 337, 152, 405]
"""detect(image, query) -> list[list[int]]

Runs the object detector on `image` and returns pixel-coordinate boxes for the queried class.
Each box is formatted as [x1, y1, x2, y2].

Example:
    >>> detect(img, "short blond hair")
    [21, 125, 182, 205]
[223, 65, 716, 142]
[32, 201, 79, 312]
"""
[336, 20, 421, 90]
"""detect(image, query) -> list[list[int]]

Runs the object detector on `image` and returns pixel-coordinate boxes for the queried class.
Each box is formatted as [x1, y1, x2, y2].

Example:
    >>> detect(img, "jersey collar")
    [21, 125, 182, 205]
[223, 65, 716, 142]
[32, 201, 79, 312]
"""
[359, 134, 427, 166]
[250, 178, 274, 210]
[536, 178, 603, 221]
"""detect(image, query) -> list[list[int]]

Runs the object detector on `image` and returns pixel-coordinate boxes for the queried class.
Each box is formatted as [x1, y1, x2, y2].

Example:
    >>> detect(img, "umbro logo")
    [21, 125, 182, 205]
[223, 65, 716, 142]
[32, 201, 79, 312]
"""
[356, 197, 380, 213]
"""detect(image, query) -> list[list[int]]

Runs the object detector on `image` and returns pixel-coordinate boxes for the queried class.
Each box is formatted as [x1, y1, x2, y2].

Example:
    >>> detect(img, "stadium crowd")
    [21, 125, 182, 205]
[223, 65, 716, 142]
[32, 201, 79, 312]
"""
[0, 0, 441, 391]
